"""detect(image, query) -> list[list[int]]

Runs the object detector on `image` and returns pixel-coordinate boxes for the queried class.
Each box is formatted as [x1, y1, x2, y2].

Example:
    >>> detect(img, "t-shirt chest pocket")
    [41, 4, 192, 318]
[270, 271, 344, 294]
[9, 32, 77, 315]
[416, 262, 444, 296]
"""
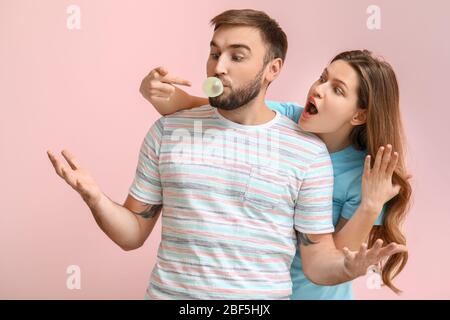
[243, 165, 286, 210]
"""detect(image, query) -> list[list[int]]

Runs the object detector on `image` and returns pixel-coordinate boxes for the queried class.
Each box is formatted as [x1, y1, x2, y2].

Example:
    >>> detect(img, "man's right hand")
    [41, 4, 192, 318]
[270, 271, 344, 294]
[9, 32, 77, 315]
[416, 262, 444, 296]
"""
[47, 149, 102, 209]
[139, 66, 192, 102]
[47, 149, 162, 251]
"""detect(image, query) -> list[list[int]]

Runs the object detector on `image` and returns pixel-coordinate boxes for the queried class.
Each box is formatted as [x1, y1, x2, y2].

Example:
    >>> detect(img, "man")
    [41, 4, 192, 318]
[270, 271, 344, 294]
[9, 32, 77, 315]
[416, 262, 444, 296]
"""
[47, 9, 405, 299]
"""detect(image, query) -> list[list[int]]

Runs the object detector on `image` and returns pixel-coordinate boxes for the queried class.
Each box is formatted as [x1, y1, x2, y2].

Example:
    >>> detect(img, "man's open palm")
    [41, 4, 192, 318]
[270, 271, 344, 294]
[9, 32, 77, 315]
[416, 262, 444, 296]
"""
[47, 149, 102, 208]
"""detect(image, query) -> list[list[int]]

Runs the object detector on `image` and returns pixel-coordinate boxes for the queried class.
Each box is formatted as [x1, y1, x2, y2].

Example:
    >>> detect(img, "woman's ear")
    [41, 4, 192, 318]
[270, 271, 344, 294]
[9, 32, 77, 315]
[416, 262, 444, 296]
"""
[350, 109, 367, 125]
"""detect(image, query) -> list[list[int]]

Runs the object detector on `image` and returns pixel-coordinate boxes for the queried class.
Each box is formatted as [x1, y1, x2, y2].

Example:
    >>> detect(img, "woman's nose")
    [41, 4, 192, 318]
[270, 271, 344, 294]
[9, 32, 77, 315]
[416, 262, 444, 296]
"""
[312, 84, 324, 98]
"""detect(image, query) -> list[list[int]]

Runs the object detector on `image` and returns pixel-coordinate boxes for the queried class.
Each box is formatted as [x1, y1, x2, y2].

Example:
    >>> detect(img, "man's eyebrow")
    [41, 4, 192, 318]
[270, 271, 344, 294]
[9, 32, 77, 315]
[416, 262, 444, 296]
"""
[324, 68, 348, 89]
[229, 44, 251, 52]
[210, 41, 251, 52]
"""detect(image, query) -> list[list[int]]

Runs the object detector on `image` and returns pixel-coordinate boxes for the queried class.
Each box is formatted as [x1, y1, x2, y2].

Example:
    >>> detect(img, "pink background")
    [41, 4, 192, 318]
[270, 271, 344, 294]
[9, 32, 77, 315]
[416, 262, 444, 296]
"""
[1, 0, 449, 299]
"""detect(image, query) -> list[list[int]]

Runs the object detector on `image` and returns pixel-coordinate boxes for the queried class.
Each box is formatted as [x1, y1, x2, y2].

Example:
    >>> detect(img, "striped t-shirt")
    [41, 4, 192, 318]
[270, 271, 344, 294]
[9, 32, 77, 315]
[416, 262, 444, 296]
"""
[129, 105, 334, 299]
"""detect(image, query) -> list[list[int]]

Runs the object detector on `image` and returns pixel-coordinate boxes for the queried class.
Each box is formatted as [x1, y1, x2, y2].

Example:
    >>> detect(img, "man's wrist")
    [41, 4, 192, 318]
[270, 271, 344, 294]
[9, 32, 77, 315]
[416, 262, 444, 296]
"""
[86, 192, 106, 213]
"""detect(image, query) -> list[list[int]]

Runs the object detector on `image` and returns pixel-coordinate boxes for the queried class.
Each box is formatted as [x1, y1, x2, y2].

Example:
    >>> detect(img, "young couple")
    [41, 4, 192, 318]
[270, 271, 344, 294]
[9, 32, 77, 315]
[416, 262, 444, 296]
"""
[48, 9, 411, 300]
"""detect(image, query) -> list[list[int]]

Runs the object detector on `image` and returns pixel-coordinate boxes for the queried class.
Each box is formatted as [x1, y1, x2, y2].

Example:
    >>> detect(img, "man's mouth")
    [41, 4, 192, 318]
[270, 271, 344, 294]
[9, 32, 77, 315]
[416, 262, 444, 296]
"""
[216, 78, 231, 87]
[305, 97, 319, 115]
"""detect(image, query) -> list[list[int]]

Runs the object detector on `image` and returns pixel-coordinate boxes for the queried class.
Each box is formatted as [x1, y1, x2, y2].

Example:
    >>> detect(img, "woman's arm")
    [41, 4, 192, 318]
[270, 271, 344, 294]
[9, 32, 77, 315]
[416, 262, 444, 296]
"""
[140, 66, 207, 115]
[266, 101, 304, 123]
[333, 144, 401, 251]
[333, 209, 379, 251]
[139, 68, 307, 118]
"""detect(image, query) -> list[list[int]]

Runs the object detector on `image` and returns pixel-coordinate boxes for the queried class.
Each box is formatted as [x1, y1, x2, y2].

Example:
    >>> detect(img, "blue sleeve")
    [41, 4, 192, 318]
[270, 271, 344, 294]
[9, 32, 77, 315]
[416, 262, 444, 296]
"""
[340, 175, 385, 225]
[265, 100, 304, 123]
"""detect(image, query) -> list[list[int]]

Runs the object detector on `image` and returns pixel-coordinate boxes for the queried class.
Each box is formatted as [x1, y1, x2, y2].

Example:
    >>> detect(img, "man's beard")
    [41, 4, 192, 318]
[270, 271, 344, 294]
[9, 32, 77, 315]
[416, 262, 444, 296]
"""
[209, 68, 264, 111]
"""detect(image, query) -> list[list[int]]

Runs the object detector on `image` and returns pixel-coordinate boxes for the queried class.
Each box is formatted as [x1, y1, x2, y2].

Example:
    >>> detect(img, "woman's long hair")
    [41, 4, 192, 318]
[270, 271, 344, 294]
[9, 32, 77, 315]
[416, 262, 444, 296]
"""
[332, 50, 412, 294]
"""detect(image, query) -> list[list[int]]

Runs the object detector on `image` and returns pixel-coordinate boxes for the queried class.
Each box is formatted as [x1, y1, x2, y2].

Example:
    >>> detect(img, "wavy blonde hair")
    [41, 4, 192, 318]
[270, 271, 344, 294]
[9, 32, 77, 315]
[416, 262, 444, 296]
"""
[332, 50, 412, 294]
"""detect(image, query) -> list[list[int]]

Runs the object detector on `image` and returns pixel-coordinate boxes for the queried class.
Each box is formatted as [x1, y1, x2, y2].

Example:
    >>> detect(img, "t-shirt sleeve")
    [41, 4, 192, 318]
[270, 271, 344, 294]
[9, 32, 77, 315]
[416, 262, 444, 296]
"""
[128, 118, 164, 205]
[340, 175, 385, 225]
[295, 148, 335, 234]
[265, 100, 304, 123]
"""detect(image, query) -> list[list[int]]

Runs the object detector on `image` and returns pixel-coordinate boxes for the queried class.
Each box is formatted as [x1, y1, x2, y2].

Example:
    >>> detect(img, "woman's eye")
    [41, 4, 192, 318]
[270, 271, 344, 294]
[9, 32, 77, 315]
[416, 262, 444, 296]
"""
[232, 56, 244, 62]
[210, 53, 220, 59]
[334, 87, 344, 95]
[319, 75, 326, 83]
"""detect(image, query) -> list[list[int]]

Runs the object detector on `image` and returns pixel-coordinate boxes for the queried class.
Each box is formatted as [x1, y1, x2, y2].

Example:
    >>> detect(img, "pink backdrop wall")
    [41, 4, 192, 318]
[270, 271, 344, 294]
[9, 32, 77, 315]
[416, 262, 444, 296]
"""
[1, 0, 449, 299]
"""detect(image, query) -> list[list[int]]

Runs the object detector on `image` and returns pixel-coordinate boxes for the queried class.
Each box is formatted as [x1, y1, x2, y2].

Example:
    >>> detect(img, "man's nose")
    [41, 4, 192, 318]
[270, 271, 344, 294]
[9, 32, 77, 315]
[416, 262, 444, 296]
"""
[213, 57, 227, 76]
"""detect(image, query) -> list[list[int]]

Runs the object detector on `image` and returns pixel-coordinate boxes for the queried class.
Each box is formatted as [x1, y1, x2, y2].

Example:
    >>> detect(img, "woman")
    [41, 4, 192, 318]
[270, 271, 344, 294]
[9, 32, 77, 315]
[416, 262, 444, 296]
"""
[139, 50, 412, 299]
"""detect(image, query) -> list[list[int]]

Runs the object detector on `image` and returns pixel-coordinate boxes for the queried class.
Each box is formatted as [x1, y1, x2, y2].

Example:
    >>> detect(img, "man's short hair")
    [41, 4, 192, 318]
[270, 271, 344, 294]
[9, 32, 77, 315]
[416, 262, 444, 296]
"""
[210, 9, 288, 65]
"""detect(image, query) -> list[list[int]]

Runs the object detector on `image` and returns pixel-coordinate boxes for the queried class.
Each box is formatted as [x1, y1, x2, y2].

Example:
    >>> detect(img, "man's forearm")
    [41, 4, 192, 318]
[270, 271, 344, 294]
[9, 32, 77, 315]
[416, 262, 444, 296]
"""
[299, 232, 356, 286]
[300, 232, 401, 287]
[88, 193, 145, 250]
[302, 246, 354, 286]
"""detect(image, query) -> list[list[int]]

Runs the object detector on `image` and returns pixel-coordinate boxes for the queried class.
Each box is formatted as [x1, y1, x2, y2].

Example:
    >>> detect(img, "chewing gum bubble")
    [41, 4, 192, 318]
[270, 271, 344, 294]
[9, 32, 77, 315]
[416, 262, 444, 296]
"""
[202, 77, 224, 97]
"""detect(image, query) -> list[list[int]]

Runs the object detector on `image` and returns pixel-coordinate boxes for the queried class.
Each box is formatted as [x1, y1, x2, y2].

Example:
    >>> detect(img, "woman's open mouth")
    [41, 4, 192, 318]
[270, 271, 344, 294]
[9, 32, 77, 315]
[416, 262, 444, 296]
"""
[301, 97, 319, 120]
[305, 97, 319, 115]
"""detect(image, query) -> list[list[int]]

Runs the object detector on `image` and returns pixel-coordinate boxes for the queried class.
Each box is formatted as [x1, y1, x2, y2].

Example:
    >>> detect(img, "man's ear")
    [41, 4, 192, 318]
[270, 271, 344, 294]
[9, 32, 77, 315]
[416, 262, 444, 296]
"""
[350, 108, 367, 126]
[265, 58, 283, 84]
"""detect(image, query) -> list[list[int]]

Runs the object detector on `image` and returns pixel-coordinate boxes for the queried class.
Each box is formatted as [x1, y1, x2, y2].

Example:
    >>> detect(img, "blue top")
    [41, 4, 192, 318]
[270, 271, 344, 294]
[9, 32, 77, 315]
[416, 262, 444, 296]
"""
[266, 101, 385, 300]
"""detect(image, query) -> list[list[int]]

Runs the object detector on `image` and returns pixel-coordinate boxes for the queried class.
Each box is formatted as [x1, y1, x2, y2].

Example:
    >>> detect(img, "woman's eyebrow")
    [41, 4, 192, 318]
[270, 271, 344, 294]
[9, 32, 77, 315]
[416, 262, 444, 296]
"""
[325, 68, 348, 89]
[334, 78, 348, 89]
